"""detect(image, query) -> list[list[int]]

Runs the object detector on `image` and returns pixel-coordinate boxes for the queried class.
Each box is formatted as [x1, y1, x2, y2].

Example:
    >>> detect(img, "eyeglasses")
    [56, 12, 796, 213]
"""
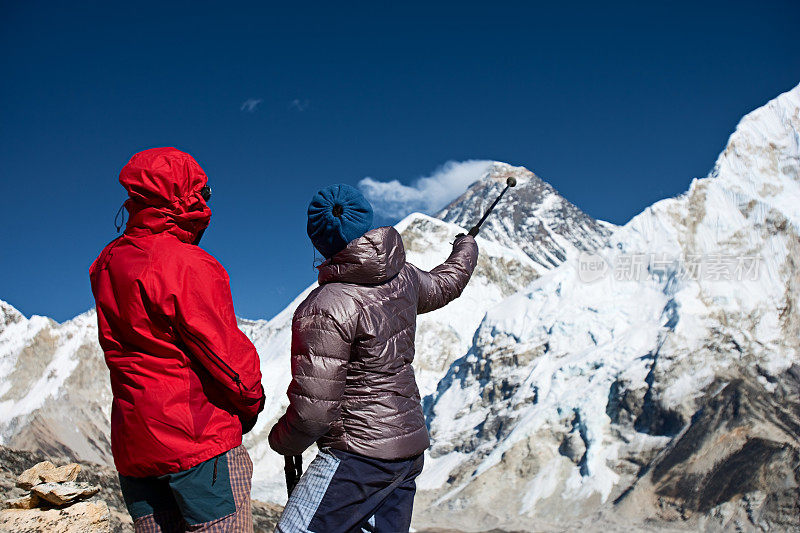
[200, 185, 212, 202]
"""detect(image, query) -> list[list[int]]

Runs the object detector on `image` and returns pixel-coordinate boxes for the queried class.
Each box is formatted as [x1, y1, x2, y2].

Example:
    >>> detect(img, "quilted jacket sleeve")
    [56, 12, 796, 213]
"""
[169, 252, 266, 420]
[415, 234, 479, 314]
[268, 306, 355, 456]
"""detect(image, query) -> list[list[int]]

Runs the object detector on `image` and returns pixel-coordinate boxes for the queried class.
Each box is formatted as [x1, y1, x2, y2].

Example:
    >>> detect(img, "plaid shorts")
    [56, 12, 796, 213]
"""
[120, 445, 254, 533]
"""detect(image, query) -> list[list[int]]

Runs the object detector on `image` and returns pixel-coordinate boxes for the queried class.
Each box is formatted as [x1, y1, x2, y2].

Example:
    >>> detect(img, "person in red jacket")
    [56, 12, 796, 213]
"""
[90, 147, 265, 532]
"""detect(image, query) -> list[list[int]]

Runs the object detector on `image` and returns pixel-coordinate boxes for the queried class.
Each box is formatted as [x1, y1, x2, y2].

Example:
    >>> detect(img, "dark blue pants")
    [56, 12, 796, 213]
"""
[276, 448, 424, 533]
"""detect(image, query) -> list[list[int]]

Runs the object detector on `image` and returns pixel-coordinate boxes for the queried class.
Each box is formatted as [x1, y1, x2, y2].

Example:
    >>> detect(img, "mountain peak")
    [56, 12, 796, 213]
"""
[710, 83, 800, 225]
[437, 162, 612, 269]
[0, 300, 25, 332]
[482, 161, 537, 187]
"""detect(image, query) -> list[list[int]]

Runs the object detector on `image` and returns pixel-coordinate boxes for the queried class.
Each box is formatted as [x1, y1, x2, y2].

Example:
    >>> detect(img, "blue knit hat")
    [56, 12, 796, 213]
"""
[307, 184, 374, 258]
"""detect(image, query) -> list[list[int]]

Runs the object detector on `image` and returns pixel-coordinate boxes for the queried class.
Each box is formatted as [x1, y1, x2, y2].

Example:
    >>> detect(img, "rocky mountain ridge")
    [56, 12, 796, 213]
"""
[415, 83, 800, 530]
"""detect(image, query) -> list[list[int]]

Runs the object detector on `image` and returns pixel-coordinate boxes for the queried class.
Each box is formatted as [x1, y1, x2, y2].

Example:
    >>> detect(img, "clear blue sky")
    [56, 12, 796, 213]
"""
[1, 1, 798, 322]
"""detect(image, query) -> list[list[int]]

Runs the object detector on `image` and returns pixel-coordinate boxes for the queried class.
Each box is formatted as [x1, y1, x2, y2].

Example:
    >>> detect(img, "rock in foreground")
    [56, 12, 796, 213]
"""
[2, 457, 108, 532]
[0, 500, 110, 533]
[32, 482, 100, 506]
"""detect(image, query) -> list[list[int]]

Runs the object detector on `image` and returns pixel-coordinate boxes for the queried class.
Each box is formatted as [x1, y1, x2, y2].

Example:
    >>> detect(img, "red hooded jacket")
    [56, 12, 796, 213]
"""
[90, 147, 264, 477]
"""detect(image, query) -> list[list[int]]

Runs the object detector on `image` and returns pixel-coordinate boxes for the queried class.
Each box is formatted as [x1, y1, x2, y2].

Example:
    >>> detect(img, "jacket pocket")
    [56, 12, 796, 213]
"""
[179, 326, 252, 399]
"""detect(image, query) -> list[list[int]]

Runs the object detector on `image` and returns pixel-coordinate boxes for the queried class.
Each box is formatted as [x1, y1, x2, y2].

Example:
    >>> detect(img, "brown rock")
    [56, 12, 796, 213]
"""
[32, 482, 100, 506]
[16, 461, 56, 489]
[41, 463, 81, 484]
[0, 500, 111, 532]
[252, 500, 283, 532]
[4, 493, 40, 509]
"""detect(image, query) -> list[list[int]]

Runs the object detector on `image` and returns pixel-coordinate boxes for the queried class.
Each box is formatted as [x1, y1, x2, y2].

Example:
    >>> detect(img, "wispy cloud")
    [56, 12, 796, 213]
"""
[240, 98, 263, 113]
[289, 98, 309, 112]
[359, 160, 493, 219]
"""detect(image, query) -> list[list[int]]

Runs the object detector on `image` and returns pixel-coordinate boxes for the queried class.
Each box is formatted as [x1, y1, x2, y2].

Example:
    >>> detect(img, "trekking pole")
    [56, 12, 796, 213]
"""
[284, 455, 303, 498]
[466, 177, 517, 237]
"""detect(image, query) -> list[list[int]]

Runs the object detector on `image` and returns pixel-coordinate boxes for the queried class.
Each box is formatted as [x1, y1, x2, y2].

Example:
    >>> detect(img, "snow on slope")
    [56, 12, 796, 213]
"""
[414, 84, 800, 530]
[0, 302, 112, 465]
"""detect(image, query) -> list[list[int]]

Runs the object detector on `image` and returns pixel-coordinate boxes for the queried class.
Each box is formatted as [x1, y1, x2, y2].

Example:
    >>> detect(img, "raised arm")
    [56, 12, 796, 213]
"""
[415, 234, 479, 314]
[268, 308, 354, 456]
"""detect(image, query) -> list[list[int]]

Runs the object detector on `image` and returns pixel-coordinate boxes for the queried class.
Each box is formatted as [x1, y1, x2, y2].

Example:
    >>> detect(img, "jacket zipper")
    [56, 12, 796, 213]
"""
[180, 327, 248, 395]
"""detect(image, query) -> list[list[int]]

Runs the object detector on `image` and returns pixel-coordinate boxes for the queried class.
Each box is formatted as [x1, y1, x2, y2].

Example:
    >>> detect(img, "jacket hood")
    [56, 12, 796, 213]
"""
[119, 147, 212, 243]
[318, 226, 406, 285]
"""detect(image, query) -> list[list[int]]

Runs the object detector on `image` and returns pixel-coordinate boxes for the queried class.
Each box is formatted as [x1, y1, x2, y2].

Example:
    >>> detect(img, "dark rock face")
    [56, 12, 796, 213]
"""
[616, 366, 800, 531]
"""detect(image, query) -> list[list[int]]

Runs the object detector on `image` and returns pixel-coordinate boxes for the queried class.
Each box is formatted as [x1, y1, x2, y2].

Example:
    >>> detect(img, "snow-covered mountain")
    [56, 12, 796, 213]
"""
[437, 162, 613, 269]
[416, 84, 800, 530]
[0, 302, 112, 466]
[1, 84, 798, 531]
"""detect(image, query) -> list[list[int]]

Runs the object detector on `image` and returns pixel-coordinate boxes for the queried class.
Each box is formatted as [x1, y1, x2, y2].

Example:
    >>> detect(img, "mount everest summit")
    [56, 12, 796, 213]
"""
[1, 84, 799, 531]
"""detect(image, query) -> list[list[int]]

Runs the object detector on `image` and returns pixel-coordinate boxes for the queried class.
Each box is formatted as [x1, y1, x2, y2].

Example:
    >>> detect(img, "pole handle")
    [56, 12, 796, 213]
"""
[284, 455, 303, 497]
[283, 456, 294, 497]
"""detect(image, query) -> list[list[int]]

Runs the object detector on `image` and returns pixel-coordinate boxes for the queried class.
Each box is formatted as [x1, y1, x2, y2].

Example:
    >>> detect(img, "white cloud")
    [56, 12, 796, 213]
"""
[359, 160, 493, 219]
[240, 98, 263, 112]
[290, 98, 309, 112]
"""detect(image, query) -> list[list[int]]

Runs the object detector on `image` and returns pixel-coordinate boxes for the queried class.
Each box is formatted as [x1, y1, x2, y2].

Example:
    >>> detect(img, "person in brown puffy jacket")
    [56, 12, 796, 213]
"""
[269, 184, 478, 532]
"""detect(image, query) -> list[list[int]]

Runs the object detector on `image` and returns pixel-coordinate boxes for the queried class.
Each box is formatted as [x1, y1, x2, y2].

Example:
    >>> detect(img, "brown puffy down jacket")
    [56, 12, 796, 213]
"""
[268, 226, 478, 459]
